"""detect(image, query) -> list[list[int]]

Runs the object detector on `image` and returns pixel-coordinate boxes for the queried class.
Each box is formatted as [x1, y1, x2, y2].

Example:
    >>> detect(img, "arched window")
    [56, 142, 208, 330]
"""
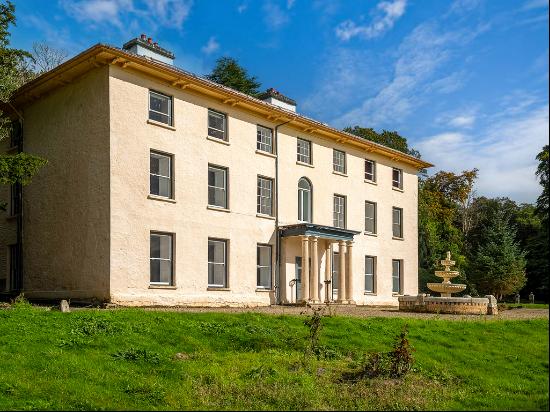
[298, 177, 312, 222]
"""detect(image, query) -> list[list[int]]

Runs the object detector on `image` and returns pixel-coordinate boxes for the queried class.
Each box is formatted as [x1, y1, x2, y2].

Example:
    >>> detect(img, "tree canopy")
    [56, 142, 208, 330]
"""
[205, 57, 262, 96]
[343, 126, 421, 158]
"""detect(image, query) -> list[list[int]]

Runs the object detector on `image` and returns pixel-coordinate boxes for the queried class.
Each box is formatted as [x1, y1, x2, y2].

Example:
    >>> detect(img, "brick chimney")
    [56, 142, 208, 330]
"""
[122, 35, 175, 65]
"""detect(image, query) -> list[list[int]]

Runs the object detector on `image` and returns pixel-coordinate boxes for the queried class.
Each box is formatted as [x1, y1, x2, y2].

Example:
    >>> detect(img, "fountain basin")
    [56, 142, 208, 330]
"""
[434, 270, 460, 278]
[398, 294, 498, 315]
[427, 283, 466, 295]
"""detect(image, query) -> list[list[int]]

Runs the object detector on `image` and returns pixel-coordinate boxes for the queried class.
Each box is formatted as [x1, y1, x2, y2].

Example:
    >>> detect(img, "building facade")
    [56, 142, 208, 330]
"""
[0, 38, 432, 306]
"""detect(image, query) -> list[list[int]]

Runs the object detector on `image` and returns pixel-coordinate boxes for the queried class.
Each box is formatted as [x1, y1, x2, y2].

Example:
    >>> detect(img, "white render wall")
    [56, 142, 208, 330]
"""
[108, 65, 419, 307]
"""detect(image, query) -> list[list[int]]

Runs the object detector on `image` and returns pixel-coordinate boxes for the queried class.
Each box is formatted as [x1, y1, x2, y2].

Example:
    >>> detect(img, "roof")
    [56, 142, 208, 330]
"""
[279, 223, 361, 241]
[8, 43, 434, 170]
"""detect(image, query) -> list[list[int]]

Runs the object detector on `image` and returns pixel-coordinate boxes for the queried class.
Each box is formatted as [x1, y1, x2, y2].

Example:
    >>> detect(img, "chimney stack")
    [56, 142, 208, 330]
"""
[259, 88, 297, 112]
[122, 35, 175, 65]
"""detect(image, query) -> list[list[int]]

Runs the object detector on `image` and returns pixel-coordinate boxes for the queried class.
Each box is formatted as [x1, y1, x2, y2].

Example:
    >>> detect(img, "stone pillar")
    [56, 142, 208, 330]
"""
[346, 241, 355, 304]
[311, 237, 320, 302]
[301, 236, 310, 302]
[338, 240, 346, 303]
[324, 242, 332, 303]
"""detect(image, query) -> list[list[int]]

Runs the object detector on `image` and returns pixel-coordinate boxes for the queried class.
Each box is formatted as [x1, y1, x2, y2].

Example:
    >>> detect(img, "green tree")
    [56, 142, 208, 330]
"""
[343, 126, 421, 158]
[0, 0, 47, 209]
[535, 145, 549, 223]
[205, 57, 261, 96]
[468, 210, 526, 300]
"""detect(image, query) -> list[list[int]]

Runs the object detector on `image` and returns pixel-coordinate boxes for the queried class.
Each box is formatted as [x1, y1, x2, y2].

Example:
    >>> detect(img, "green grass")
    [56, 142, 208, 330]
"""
[501, 303, 549, 309]
[0, 305, 548, 411]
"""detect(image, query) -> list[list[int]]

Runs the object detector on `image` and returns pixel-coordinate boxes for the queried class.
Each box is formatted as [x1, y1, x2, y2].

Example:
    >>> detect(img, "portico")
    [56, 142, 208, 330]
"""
[279, 224, 361, 305]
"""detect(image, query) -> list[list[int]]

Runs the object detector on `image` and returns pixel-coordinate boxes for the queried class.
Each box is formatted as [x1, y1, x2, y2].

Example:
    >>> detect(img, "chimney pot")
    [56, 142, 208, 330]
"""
[148, 37, 152, 44]
[140, 34, 146, 40]
[153, 42, 158, 47]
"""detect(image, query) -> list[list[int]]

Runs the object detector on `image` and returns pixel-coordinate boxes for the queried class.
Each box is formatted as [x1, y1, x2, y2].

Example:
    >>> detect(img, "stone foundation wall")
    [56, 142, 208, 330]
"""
[398, 295, 498, 315]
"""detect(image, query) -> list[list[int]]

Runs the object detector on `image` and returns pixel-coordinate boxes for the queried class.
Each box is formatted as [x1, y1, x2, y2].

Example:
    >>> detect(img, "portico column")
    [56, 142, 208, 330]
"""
[310, 237, 320, 302]
[301, 236, 310, 302]
[346, 241, 355, 304]
[338, 240, 346, 303]
[324, 242, 332, 303]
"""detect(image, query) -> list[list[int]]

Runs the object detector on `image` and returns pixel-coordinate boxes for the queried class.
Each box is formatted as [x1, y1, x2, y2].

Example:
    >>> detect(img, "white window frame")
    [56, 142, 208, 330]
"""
[392, 259, 402, 294]
[257, 244, 272, 289]
[257, 125, 274, 153]
[208, 165, 228, 209]
[150, 232, 174, 286]
[333, 194, 346, 229]
[208, 238, 227, 288]
[333, 149, 346, 174]
[150, 151, 173, 199]
[392, 167, 403, 189]
[148, 90, 173, 126]
[392, 207, 403, 238]
[257, 176, 274, 216]
[297, 138, 312, 164]
[365, 201, 377, 234]
[365, 256, 376, 293]
[298, 177, 312, 223]
[208, 109, 227, 141]
[365, 159, 376, 182]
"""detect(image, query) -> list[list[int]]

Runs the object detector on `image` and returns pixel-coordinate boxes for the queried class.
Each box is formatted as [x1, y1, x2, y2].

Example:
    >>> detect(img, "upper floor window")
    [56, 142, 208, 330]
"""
[392, 167, 403, 189]
[208, 165, 228, 209]
[208, 238, 228, 288]
[257, 176, 274, 216]
[208, 109, 227, 141]
[298, 177, 312, 222]
[150, 232, 173, 286]
[365, 201, 377, 235]
[392, 207, 403, 238]
[297, 138, 312, 164]
[392, 259, 402, 294]
[333, 194, 346, 229]
[257, 244, 272, 289]
[333, 149, 346, 174]
[149, 90, 172, 126]
[150, 151, 173, 198]
[365, 159, 376, 182]
[365, 256, 376, 293]
[257, 125, 274, 154]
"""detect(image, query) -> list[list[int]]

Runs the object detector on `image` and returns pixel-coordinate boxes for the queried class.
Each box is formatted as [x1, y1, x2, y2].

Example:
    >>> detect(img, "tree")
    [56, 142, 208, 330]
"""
[468, 210, 526, 300]
[205, 57, 261, 96]
[0, 0, 47, 209]
[343, 126, 421, 158]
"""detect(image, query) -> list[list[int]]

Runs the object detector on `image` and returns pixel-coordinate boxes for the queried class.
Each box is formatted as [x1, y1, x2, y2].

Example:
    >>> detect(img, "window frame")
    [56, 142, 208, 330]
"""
[298, 177, 313, 223]
[208, 108, 228, 141]
[333, 149, 346, 174]
[150, 150, 173, 199]
[365, 201, 377, 235]
[257, 175, 274, 216]
[148, 90, 173, 126]
[150, 232, 174, 286]
[256, 124, 274, 154]
[392, 167, 403, 190]
[392, 259, 402, 294]
[392, 207, 403, 238]
[365, 159, 376, 182]
[208, 164, 229, 209]
[297, 138, 312, 164]
[365, 256, 376, 293]
[333, 194, 346, 229]
[256, 244, 272, 289]
[208, 238, 228, 288]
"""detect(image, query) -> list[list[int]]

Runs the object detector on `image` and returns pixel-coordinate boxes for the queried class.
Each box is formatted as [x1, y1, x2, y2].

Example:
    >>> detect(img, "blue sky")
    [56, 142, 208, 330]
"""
[9, 0, 549, 203]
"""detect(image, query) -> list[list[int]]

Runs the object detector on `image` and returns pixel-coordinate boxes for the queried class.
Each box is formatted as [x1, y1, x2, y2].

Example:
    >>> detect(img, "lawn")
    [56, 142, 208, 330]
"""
[0, 303, 548, 411]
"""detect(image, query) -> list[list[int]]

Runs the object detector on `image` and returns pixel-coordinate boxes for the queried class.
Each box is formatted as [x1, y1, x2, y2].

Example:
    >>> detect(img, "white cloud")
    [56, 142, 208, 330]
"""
[201, 37, 219, 55]
[146, 0, 193, 28]
[416, 104, 549, 203]
[335, 0, 407, 41]
[263, 2, 290, 29]
[449, 115, 476, 128]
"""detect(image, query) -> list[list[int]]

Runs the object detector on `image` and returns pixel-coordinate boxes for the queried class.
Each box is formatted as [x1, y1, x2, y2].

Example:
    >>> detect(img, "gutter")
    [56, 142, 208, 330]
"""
[274, 118, 294, 304]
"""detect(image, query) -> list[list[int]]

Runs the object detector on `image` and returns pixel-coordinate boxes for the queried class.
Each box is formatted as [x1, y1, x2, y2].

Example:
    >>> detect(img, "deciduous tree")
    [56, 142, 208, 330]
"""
[205, 57, 261, 96]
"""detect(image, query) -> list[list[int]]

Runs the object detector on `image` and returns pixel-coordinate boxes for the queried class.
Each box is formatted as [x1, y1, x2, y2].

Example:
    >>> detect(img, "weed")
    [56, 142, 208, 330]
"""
[70, 317, 121, 337]
[303, 305, 324, 359]
[111, 348, 161, 364]
[242, 365, 278, 380]
[10, 293, 32, 310]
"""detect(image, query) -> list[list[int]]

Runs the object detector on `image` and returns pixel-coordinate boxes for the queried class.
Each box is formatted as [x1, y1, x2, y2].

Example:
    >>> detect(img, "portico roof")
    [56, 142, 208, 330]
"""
[279, 223, 361, 241]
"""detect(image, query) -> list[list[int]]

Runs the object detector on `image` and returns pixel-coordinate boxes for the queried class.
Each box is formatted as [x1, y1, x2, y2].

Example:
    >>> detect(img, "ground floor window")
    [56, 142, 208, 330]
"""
[208, 239, 227, 288]
[392, 259, 402, 294]
[365, 256, 376, 293]
[257, 244, 272, 289]
[150, 233, 173, 285]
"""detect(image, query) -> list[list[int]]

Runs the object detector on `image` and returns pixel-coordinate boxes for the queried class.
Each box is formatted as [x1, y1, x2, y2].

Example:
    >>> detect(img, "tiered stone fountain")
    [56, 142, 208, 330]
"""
[398, 251, 498, 315]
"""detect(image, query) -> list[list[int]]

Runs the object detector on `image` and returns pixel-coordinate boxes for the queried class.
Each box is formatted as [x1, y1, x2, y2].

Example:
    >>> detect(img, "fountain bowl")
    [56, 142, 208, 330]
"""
[434, 270, 460, 278]
[427, 283, 466, 294]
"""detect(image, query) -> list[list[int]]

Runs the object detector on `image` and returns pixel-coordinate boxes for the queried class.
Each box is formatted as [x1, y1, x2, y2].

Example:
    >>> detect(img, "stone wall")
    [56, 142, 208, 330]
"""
[398, 295, 498, 315]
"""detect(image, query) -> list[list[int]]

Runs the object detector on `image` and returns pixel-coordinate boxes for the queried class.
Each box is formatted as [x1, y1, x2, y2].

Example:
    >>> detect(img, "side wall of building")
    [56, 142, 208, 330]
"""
[13, 66, 111, 300]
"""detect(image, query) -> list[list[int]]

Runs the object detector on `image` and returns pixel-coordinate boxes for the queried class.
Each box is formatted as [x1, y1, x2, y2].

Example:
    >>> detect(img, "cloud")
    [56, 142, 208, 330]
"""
[146, 0, 193, 28]
[263, 2, 290, 29]
[335, 0, 407, 41]
[449, 115, 476, 128]
[416, 104, 549, 203]
[522, 0, 549, 10]
[201, 37, 219, 55]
